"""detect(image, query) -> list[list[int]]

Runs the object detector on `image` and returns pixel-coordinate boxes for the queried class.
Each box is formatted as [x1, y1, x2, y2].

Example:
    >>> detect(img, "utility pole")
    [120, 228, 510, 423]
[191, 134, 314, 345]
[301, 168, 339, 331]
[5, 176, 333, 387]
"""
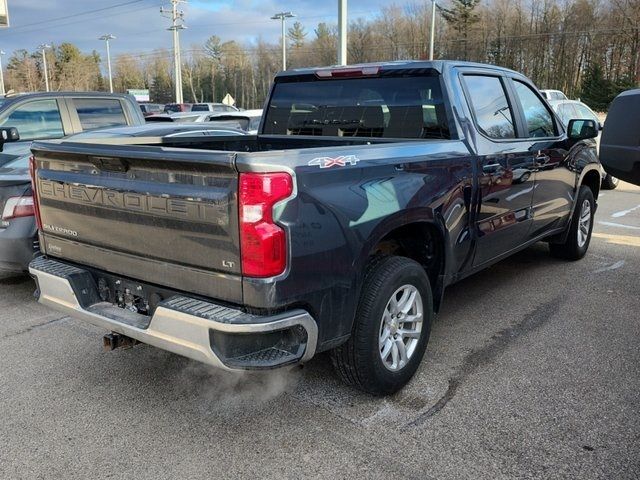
[0, 50, 5, 96]
[99, 34, 116, 93]
[38, 44, 52, 92]
[161, 0, 186, 104]
[271, 11, 295, 71]
[338, 0, 347, 65]
[429, 0, 436, 61]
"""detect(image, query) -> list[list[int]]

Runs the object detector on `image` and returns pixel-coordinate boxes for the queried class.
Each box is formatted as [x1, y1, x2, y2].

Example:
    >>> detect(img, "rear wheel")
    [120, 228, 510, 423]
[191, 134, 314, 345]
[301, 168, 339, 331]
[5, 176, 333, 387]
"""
[331, 256, 433, 395]
[549, 185, 595, 260]
[601, 173, 619, 190]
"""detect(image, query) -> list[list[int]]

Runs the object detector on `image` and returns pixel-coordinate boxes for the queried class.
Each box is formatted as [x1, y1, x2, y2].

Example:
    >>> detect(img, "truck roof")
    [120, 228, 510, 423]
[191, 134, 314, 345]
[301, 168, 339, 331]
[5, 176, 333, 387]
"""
[277, 60, 522, 78]
[1, 91, 135, 102]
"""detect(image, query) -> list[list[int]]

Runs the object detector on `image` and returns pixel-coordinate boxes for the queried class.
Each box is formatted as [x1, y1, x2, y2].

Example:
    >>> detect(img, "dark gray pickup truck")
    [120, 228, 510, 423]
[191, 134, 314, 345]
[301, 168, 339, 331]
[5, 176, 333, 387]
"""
[27, 61, 602, 395]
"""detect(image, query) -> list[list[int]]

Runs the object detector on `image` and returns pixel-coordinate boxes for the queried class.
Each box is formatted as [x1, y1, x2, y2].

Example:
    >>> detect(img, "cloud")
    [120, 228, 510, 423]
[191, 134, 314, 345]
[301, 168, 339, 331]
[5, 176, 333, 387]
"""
[0, 0, 387, 60]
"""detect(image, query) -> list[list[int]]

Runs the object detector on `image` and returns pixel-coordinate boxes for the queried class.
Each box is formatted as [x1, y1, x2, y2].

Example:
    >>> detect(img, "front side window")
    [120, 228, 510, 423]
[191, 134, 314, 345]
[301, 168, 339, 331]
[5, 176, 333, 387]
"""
[513, 81, 556, 138]
[0, 99, 64, 140]
[73, 98, 127, 131]
[463, 75, 515, 139]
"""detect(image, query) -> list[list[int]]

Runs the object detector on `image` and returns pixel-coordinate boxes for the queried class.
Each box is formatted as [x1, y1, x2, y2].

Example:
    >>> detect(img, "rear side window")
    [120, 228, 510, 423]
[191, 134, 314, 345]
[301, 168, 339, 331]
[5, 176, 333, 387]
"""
[191, 104, 210, 112]
[513, 81, 556, 138]
[73, 98, 127, 131]
[0, 99, 64, 141]
[463, 75, 515, 139]
[263, 74, 450, 139]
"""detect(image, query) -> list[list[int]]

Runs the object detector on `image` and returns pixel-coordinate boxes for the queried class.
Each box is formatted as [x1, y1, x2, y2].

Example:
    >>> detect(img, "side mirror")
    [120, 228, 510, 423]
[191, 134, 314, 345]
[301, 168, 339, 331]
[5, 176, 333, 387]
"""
[567, 119, 598, 141]
[0, 127, 20, 152]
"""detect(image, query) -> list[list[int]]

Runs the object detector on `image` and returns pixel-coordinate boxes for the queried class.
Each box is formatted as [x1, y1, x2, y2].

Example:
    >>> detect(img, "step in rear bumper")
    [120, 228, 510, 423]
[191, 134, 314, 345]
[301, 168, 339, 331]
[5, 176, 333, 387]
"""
[29, 257, 318, 371]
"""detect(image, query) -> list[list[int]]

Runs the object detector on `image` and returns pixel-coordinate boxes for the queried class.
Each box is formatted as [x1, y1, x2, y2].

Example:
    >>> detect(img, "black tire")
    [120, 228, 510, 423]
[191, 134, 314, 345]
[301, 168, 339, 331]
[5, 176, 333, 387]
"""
[601, 173, 619, 190]
[549, 185, 595, 260]
[331, 256, 433, 395]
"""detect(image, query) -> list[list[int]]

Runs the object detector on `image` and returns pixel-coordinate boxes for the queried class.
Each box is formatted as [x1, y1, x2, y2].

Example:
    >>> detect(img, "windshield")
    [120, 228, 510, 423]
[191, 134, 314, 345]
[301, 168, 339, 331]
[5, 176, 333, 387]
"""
[263, 73, 450, 139]
[172, 115, 201, 123]
[164, 104, 186, 113]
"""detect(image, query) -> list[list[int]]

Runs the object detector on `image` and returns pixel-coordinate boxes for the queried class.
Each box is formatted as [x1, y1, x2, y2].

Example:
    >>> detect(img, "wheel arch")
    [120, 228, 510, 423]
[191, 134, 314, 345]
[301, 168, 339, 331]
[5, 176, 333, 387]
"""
[580, 166, 601, 200]
[359, 214, 448, 313]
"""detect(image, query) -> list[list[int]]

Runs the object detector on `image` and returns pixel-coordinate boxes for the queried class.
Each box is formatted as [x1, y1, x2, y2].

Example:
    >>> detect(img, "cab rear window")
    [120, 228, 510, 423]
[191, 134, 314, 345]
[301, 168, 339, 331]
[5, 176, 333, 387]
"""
[263, 73, 450, 139]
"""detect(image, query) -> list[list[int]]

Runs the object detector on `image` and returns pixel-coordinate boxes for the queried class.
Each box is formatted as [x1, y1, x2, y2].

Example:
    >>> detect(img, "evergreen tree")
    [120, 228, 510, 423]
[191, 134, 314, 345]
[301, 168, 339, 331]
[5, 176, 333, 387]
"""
[437, 0, 481, 59]
[149, 74, 173, 103]
[580, 63, 614, 111]
[287, 21, 307, 48]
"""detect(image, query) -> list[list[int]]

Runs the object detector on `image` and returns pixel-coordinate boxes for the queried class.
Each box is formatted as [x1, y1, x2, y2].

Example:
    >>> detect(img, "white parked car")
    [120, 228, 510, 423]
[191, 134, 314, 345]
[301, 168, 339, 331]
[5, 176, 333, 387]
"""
[540, 89, 569, 101]
[549, 99, 618, 189]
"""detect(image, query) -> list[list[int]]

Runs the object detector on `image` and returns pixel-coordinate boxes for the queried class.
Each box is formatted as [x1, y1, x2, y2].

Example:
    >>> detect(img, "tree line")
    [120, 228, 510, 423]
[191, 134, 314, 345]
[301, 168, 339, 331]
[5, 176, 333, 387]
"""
[4, 0, 639, 110]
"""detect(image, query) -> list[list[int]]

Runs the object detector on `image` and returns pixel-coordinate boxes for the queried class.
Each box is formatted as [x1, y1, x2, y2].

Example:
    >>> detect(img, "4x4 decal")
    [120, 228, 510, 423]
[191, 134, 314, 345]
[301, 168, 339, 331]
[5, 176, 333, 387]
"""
[308, 155, 360, 169]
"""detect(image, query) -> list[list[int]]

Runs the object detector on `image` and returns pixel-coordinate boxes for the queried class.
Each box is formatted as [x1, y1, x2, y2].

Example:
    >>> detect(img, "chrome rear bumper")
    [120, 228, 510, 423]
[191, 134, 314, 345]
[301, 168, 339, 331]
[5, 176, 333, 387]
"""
[29, 257, 318, 370]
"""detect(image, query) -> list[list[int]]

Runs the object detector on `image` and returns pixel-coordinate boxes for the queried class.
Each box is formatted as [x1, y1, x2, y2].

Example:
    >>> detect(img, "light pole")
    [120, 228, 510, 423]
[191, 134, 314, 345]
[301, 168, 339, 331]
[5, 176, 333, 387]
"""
[429, 0, 436, 60]
[99, 34, 116, 93]
[38, 44, 52, 92]
[271, 11, 295, 71]
[338, 0, 347, 65]
[0, 50, 5, 96]
[161, 0, 186, 104]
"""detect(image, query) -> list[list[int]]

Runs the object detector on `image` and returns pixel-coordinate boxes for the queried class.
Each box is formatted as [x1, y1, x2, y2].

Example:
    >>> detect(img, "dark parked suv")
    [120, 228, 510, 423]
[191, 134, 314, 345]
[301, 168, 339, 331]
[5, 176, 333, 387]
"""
[0, 92, 144, 273]
[600, 89, 640, 186]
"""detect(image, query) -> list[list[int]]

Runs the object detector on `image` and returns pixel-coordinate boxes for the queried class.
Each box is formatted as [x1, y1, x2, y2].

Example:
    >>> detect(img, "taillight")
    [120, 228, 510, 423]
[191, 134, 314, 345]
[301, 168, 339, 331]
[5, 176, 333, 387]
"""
[28, 155, 43, 230]
[2, 195, 34, 220]
[239, 172, 293, 277]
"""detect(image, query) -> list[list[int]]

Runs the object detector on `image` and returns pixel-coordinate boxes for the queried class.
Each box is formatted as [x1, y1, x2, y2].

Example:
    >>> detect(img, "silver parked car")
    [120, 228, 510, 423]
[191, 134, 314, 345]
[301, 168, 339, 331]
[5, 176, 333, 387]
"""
[207, 109, 263, 135]
[191, 102, 239, 113]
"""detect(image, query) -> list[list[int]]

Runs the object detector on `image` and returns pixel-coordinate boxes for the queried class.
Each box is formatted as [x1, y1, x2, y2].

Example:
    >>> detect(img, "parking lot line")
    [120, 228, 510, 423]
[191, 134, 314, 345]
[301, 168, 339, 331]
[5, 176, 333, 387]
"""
[592, 232, 640, 247]
[598, 221, 640, 231]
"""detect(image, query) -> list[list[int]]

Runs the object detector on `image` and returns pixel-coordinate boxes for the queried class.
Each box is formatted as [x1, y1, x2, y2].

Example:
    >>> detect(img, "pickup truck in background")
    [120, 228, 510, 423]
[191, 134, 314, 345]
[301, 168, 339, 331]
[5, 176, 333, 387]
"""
[0, 92, 144, 274]
[0, 91, 145, 165]
[27, 61, 602, 395]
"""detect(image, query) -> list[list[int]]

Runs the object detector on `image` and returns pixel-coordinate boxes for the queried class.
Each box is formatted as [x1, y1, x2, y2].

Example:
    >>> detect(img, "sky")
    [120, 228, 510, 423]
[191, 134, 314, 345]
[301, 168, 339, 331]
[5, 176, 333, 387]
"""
[0, 0, 393, 61]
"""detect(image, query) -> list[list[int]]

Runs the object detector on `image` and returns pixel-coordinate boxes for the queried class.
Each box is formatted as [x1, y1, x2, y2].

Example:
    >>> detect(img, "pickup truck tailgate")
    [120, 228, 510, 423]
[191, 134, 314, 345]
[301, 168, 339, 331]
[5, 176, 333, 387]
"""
[31, 142, 242, 303]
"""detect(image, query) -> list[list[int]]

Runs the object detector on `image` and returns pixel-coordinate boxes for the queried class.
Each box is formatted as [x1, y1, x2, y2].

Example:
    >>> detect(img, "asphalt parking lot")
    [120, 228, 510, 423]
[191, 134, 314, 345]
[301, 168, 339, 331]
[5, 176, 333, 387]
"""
[1, 182, 638, 480]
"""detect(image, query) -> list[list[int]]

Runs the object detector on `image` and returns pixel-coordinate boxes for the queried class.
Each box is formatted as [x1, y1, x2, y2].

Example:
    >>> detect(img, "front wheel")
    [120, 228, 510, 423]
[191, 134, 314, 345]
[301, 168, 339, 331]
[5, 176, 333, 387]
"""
[549, 185, 595, 260]
[601, 173, 619, 190]
[331, 256, 433, 395]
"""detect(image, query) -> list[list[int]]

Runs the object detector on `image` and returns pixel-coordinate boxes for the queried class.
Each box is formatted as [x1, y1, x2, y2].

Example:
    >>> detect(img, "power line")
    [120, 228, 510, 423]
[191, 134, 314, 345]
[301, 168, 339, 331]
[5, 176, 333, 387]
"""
[7, 0, 150, 31]
[133, 10, 373, 36]
[2, 3, 162, 37]
[112, 24, 640, 62]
